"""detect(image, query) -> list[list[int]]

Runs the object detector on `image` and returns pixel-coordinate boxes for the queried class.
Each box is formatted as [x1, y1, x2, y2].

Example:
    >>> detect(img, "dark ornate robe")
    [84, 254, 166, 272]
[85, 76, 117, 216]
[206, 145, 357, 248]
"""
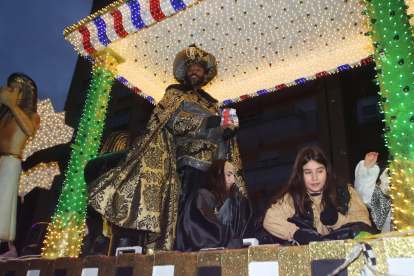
[88, 85, 247, 250]
[176, 188, 254, 252]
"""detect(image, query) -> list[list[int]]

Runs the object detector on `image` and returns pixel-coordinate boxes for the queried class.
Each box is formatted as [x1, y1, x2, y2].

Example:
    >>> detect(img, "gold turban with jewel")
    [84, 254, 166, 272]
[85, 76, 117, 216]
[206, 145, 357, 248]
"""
[173, 45, 217, 86]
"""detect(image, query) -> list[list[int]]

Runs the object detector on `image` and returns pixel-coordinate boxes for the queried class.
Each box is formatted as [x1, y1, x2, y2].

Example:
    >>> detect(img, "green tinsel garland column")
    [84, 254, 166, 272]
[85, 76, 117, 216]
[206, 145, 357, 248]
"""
[363, 0, 414, 231]
[42, 53, 119, 258]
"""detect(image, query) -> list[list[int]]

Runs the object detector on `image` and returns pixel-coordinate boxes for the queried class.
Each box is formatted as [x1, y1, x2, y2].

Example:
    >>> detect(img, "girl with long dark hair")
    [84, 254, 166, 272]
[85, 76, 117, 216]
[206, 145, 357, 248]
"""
[176, 159, 253, 252]
[263, 147, 374, 245]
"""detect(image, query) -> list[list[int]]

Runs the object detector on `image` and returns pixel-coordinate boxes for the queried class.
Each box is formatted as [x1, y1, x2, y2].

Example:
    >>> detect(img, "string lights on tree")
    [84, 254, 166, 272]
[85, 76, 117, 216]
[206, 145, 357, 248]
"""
[42, 52, 122, 258]
[363, 0, 414, 231]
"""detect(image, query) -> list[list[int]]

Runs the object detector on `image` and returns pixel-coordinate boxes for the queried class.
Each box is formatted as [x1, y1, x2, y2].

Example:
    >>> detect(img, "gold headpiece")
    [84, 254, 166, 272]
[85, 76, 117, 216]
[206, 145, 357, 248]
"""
[173, 45, 217, 85]
[8, 74, 37, 96]
[13, 78, 26, 85]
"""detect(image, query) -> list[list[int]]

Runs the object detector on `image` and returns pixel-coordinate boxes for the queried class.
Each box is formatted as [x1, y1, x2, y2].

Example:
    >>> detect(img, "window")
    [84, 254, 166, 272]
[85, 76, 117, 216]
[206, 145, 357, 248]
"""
[356, 96, 382, 123]
[117, 87, 134, 102]
[112, 107, 131, 131]
[295, 97, 316, 112]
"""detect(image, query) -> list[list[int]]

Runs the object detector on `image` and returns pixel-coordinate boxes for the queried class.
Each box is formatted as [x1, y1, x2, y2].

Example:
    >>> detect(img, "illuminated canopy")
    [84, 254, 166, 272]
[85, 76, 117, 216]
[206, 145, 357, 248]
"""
[65, 0, 375, 104]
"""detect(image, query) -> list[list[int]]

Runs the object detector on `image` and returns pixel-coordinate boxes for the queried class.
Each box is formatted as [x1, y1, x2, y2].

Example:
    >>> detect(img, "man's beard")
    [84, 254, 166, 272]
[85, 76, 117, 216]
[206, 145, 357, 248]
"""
[185, 74, 205, 87]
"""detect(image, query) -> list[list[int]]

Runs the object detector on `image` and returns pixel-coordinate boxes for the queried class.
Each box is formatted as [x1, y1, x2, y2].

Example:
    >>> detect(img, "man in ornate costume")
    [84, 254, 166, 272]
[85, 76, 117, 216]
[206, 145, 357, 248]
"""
[88, 45, 247, 251]
[0, 73, 40, 255]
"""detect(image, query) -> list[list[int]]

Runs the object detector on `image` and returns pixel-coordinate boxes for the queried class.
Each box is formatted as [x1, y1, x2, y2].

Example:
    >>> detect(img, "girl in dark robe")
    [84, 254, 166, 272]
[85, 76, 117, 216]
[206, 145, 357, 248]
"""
[175, 160, 254, 252]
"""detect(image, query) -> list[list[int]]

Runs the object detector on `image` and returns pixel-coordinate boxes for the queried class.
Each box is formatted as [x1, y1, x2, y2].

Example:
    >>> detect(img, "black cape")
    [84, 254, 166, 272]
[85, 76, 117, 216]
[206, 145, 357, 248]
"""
[176, 188, 254, 252]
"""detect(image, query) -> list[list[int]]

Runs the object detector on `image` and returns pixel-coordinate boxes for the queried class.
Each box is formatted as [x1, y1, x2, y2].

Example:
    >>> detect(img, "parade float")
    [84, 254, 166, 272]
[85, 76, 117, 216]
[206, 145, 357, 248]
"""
[3, 0, 411, 275]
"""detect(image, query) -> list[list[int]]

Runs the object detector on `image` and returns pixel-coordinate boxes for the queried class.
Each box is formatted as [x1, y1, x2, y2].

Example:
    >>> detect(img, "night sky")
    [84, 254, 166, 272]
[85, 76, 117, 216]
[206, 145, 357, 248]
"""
[0, 1, 93, 112]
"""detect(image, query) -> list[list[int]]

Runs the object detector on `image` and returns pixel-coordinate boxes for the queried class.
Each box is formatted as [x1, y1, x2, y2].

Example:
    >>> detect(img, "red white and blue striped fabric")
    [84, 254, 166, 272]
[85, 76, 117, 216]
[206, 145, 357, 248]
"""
[85, 21, 106, 52]
[72, 0, 198, 55]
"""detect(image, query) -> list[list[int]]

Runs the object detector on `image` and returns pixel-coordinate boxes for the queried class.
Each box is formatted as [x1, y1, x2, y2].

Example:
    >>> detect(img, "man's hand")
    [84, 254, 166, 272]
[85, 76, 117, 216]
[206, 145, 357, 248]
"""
[0, 86, 19, 108]
[364, 152, 378, 169]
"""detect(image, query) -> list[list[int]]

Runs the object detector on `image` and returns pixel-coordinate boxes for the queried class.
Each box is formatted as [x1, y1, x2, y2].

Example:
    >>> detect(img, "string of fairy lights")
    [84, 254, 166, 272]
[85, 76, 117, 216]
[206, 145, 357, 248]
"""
[19, 99, 74, 197]
[64, 0, 375, 104]
[111, 0, 373, 103]
[42, 54, 119, 258]
[364, 0, 414, 231]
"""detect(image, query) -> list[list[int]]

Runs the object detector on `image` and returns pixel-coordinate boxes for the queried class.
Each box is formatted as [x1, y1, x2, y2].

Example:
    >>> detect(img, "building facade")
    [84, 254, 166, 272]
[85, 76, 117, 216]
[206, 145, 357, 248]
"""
[226, 63, 386, 218]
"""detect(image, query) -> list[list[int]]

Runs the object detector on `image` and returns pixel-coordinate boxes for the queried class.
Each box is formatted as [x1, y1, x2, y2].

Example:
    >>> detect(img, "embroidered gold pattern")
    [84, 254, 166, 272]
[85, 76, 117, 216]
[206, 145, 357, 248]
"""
[176, 140, 218, 165]
[226, 136, 248, 196]
[173, 111, 203, 138]
[311, 203, 316, 228]
[185, 92, 218, 114]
